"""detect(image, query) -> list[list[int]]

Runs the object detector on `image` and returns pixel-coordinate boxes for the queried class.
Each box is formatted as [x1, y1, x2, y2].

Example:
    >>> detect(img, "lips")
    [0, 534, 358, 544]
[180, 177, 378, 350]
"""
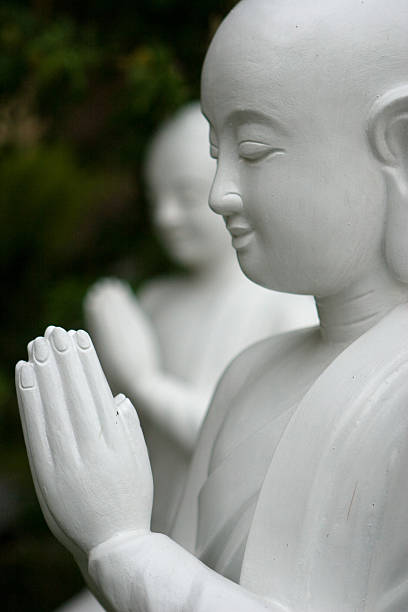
[226, 221, 254, 250]
[228, 225, 250, 237]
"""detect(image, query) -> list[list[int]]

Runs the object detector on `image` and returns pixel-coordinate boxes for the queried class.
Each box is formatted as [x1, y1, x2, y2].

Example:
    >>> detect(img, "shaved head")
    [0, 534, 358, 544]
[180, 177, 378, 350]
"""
[200, 0, 408, 292]
[145, 102, 214, 190]
[203, 0, 408, 124]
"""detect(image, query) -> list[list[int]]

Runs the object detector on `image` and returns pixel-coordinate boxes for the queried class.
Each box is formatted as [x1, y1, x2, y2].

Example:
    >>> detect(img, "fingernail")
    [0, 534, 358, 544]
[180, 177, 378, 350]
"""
[76, 330, 91, 350]
[34, 338, 49, 363]
[52, 328, 68, 352]
[44, 325, 56, 338]
[20, 364, 35, 389]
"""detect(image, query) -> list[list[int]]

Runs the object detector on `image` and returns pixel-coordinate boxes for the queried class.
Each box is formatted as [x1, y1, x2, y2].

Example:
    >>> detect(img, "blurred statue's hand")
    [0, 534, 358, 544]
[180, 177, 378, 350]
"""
[15, 326, 153, 558]
[84, 278, 160, 388]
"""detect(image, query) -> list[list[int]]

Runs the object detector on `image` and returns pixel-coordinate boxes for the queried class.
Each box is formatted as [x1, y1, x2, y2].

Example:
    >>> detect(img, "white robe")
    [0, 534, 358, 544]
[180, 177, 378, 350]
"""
[88, 304, 408, 611]
[242, 302, 408, 610]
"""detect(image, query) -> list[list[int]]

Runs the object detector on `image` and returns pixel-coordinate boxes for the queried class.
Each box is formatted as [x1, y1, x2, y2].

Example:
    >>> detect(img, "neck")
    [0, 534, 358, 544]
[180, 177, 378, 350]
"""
[315, 264, 408, 345]
[189, 250, 242, 286]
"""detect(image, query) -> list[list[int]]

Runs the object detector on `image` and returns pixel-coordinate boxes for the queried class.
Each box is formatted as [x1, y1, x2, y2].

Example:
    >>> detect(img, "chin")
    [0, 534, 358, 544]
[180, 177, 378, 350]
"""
[237, 253, 313, 295]
[235, 243, 282, 290]
[236, 253, 273, 290]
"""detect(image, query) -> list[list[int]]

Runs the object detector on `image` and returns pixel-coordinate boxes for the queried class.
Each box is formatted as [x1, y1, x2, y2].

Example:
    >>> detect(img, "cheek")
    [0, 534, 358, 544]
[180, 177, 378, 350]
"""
[187, 207, 228, 249]
[240, 159, 386, 294]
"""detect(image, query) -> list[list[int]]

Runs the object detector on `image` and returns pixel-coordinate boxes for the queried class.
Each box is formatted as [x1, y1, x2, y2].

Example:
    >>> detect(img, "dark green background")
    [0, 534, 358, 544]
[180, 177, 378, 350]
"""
[0, 1, 237, 609]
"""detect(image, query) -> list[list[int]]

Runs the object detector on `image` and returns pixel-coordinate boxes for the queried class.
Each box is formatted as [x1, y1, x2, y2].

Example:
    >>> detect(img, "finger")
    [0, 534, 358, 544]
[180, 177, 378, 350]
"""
[84, 281, 106, 306]
[26, 337, 82, 465]
[100, 277, 128, 291]
[93, 278, 131, 305]
[114, 392, 127, 407]
[111, 278, 133, 296]
[115, 394, 153, 515]
[44, 328, 102, 455]
[70, 329, 113, 402]
[44, 325, 56, 339]
[83, 286, 112, 323]
[67, 329, 117, 445]
[15, 360, 72, 547]
[115, 394, 140, 428]
[15, 360, 54, 482]
[86, 277, 119, 301]
[114, 394, 149, 459]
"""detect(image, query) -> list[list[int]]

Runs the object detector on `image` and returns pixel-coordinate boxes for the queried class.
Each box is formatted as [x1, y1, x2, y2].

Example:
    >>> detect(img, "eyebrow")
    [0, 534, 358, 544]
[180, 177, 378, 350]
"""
[227, 109, 289, 136]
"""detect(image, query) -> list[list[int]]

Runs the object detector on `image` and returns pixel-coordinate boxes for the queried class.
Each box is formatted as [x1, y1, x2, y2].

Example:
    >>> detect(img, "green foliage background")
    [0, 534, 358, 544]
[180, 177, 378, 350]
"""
[0, 1, 237, 609]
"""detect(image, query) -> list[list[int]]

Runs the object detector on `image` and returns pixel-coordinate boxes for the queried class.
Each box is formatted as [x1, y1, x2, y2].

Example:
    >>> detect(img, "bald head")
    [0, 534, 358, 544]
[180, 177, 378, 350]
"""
[203, 0, 408, 124]
[145, 102, 214, 190]
[200, 0, 408, 292]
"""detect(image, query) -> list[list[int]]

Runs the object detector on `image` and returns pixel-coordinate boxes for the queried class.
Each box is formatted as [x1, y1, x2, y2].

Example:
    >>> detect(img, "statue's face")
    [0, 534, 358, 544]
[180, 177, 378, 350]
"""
[201, 2, 387, 296]
[146, 116, 229, 270]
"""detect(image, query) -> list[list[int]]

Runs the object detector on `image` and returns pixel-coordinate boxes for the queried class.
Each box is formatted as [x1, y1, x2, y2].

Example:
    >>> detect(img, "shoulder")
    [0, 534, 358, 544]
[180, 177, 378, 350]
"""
[195, 326, 318, 455]
[213, 326, 317, 401]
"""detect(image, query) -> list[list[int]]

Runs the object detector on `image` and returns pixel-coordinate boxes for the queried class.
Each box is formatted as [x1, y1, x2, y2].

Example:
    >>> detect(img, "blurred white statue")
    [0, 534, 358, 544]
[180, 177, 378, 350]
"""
[16, 0, 408, 608]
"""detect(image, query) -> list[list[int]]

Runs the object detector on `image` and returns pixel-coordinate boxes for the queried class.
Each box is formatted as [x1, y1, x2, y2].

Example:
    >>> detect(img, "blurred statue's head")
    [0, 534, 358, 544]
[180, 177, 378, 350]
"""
[201, 0, 408, 295]
[145, 102, 231, 271]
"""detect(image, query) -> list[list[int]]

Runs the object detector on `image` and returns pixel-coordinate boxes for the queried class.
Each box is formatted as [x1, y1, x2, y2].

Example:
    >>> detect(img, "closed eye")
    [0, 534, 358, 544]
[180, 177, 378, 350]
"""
[238, 141, 285, 162]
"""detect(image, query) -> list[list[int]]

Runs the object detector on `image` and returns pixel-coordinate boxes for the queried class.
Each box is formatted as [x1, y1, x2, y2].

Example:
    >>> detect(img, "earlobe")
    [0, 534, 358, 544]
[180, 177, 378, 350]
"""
[367, 85, 408, 283]
[367, 85, 408, 171]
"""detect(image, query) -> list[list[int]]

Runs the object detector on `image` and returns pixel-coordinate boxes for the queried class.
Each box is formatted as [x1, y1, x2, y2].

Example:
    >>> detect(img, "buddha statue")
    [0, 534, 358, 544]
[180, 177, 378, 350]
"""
[15, 0, 408, 609]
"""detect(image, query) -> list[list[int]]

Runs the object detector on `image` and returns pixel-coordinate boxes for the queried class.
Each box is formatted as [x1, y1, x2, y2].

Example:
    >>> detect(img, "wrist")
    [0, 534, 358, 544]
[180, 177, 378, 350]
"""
[88, 528, 150, 566]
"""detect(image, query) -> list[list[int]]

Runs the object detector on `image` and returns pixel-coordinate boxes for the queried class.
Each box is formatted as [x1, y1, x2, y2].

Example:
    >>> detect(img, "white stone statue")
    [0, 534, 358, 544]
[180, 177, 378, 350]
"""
[84, 102, 317, 535]
[15, 0, 408, 609]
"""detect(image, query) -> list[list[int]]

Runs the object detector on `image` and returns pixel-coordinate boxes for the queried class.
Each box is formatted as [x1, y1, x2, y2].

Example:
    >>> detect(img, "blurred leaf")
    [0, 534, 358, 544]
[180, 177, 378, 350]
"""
[28, 20, 100, 114]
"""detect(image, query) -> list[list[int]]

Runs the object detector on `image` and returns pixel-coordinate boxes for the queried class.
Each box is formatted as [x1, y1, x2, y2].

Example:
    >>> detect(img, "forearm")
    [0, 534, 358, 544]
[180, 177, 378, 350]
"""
[122, 373, 210, 452]
[88, 531, 287, 612]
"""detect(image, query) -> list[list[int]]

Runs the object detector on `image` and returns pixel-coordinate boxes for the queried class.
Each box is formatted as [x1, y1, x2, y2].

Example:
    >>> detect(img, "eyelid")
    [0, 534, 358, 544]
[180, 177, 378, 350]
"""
[238, 141, 285, 161]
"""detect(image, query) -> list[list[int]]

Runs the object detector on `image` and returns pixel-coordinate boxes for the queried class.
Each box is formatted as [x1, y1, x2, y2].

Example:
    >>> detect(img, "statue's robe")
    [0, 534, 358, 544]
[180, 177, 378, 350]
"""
[141, 275, 316, 534]
[173, 303, 408, 610]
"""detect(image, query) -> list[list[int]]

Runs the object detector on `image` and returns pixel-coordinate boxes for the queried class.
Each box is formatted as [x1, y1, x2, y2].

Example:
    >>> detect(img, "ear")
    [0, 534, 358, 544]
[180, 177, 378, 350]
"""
[368, 85, 408, 179]
[367, 86, 408, 283]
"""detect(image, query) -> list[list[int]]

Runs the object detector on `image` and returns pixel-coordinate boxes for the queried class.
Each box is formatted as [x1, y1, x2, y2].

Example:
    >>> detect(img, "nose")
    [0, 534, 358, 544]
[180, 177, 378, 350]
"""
[209, 166, 243, 216]
[153, 196, 182, 229]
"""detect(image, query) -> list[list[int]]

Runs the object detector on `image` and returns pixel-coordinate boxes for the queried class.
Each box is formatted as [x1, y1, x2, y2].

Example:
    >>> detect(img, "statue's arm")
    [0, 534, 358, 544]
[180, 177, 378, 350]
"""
[84, 278, 210, 451]
[130, 372, 209, 450]
[88, 531, 287, 612]
[84, 278, 161, 390]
